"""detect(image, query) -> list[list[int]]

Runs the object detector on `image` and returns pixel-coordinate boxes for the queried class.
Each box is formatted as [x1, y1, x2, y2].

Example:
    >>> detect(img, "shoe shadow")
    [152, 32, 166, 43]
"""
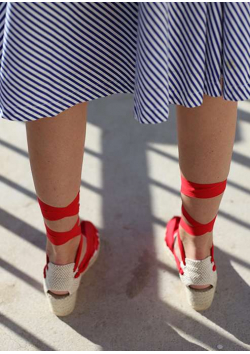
[59, 95, 249, 350]
[202, 246, 250, 345]
[62, 243, 249, 350]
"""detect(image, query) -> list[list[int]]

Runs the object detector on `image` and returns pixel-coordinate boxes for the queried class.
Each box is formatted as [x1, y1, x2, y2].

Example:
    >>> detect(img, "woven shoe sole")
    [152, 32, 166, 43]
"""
[183, 278, 217, 311]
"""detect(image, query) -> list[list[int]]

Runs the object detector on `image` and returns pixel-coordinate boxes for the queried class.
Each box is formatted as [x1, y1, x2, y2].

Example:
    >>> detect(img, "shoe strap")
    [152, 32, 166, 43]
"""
[44, 221, 99, 281]
[180, 205, 216, 236]
[173, 176, 227, 273]
[180, 175, 227, 237]
[165, 216, 184, 274]
[171, 218, 216, 275]
[181, 175, 227, 199]
[38, 192, 80, 221]
[45, 217, 81, 246]
[74, 221, 99, 278]
[37, 192, 81, 245]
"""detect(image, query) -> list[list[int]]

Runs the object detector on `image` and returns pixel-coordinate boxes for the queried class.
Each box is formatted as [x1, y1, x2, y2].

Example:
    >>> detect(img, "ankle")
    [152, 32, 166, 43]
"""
[46, 235, 81, 265]
[44, 214, 81, 264]
[179, 227, 213, 260]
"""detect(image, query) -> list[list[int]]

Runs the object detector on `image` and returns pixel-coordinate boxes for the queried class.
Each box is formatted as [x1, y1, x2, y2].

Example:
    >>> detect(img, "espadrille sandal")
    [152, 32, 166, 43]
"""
[165, 176, 227, 311]
[43, 220, 100, 316]
[37, 192, 100, 316]
[165, 217, 217, 311]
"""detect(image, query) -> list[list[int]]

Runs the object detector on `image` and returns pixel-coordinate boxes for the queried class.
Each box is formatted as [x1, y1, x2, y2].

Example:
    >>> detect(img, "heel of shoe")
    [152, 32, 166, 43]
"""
[43, 229, 100, 316]
[180, 257, 217, 311]
[43, 262, 81, 317]
[184, 284, 216, 311]
[45, 288, 78, 317]
[44, 246, 100, 317]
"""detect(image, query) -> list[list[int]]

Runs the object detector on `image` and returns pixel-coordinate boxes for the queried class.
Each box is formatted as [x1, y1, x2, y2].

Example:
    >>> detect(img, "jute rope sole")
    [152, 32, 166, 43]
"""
[183, 280, 217, 311]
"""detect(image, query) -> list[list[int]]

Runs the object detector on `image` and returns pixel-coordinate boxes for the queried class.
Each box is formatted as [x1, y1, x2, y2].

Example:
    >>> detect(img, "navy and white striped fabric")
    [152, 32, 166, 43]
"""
[0, 2, 137, 122]
[135, 2, 250, 124]
[0, 3, 249, 124]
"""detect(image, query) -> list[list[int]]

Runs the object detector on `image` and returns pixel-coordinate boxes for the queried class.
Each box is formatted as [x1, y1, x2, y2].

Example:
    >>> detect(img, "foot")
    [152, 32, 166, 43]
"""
[174, 226, 213, 290]
[46, 232, 87, 296]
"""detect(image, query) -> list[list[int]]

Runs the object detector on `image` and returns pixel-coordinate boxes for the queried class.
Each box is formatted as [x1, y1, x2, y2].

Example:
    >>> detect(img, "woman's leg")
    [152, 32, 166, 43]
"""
[176, 91, 237, 289]
[26, 102, 87, 295]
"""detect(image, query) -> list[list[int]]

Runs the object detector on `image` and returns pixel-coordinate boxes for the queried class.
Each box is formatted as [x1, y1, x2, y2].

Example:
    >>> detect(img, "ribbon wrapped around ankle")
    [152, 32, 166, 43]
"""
[37, 192, 81, 245]
[44, 217, 81, 246]
[180, 176, 227, 236]
[37, 192, 80, 220]
[180, 205, 217, 236]
[181, 175, 227, 199]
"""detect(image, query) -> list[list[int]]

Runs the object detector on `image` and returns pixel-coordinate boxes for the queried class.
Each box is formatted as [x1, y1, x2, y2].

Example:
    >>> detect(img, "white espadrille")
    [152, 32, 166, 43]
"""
[179, 256, 217, 311]
[44, 245, 99, 316]
[165, 216, 218, 311]
[38, 192, 100, 316]
[165, 177, 226, 311]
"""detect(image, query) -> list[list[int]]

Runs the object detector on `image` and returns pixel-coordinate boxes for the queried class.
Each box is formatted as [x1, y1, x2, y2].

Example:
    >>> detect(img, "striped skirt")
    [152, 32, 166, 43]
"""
[0, 2, 249, 124]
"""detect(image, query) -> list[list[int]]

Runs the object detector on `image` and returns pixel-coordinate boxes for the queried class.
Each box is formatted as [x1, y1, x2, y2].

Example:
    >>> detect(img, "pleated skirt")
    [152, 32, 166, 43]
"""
[0, 2, 249, 124]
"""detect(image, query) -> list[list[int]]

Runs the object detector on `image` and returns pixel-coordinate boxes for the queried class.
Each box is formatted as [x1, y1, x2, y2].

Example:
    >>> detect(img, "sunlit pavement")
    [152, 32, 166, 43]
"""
[0, 94, 250, 351]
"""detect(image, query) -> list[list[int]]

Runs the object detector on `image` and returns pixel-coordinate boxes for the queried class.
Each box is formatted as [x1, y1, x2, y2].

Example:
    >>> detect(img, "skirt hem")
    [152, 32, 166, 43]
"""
[0, 89, 133, 122]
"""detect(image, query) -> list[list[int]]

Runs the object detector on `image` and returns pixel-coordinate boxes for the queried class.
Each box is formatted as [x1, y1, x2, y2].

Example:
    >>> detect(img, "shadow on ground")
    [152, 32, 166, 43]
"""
[62, 96, 250, 350]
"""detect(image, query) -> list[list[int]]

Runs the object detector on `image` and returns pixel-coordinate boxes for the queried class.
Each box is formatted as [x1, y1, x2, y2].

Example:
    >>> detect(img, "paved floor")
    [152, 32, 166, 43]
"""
[0, 94, 250, 351]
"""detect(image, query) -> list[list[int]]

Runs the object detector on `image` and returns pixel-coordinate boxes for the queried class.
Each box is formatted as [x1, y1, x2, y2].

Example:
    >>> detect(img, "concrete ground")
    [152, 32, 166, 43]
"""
[0, 94, 250, 351]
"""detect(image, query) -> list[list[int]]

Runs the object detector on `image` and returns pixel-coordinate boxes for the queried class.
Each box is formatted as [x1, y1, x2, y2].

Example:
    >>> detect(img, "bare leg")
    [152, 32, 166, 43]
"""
[26, 102, 87, 295]
[175, 89, 237, 289]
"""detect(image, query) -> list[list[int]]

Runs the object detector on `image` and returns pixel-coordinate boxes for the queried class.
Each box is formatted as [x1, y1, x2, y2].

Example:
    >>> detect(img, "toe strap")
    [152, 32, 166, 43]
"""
[180, 257, 217, 287]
